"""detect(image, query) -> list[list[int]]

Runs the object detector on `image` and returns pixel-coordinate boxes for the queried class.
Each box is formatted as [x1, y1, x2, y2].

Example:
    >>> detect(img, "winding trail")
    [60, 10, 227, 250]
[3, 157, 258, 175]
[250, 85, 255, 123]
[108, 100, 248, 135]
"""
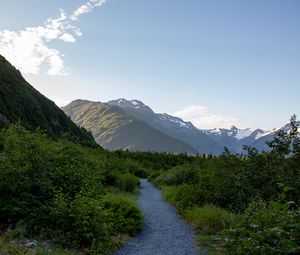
[113, 179, 202, 255]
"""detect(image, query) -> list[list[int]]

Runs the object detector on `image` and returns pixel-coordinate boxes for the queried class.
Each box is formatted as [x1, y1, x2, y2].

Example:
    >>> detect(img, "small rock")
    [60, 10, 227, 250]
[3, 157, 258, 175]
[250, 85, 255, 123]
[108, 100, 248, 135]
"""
[25, 239, 38, 249]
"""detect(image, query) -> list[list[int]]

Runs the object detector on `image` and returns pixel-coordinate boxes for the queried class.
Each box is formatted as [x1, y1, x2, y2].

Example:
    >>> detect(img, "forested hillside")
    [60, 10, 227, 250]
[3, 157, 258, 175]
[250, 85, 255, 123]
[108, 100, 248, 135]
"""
[0, 55, 96, 147]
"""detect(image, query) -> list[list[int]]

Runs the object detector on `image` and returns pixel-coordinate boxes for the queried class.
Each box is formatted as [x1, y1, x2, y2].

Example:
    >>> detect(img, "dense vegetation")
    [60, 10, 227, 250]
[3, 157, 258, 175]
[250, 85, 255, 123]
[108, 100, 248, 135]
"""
[0, 55, 96, 147]
[150, 115, 300, 254]
[0, 124, 143, 254]
[0, 114, 299, 254]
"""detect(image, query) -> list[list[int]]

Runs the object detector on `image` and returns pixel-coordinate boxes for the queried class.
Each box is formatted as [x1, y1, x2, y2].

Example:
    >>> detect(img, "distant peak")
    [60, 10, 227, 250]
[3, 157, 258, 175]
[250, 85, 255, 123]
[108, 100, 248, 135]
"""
[108, 98, 154, 113]
[114, 98, 144, 105]
[130, 99, 145, 106]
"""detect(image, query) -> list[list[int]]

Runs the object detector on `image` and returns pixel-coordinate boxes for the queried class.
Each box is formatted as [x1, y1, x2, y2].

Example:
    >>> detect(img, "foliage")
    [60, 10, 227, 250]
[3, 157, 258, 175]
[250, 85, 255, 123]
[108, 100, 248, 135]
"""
[0, 55, 97, 147]
[49, 194, 111, 252]
[0, 239, 30, 255]
[0, 124, 142, 254]
[152, 116, 300, 254]
[101, 195, 143, 235]
[185, 205, 237, 235]
[116, 173, 140, 193]
[0, 115, 299, 254]
[216, 189, 300, 254]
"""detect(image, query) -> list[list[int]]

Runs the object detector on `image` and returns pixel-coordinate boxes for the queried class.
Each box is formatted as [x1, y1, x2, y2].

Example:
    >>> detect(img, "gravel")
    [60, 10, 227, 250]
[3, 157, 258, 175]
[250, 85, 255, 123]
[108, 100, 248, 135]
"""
[113, 179, 205, 255]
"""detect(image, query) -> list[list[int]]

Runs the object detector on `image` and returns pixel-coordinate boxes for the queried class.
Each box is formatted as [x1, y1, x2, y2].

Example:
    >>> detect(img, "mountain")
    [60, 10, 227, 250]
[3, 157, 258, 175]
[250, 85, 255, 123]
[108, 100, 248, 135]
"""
[108, 99, 224, 154]
[0, 55, 97, 147]
[62, 100, 198, 154]
[203, 126, 264, 153]
[204, 122, 300, 154]
[251, 122, 300, 152]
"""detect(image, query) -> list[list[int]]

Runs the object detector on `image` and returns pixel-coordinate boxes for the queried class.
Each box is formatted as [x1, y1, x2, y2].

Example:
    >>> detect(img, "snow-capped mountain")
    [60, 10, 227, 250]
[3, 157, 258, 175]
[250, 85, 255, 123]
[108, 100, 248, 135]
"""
[250, 123, 300, 152]
[203, 126, 272, 153]
[156, 113, 195, 130]
[204, 122, 299, 154]
[108, 99, 198, 133]
[108, 98, 154, 114]
[204, 126, 258, 140]
[108, 99, 224, 154]
[63, 98, 298, 155]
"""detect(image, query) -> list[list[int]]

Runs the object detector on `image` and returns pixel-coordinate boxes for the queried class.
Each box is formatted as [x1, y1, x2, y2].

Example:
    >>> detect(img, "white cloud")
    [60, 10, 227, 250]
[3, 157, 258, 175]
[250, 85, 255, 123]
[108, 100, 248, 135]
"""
[0, 0, 107, 75]
[70, 0, 107, 21]
[174, 105, 247, 129]
[60, 33, 76, 43]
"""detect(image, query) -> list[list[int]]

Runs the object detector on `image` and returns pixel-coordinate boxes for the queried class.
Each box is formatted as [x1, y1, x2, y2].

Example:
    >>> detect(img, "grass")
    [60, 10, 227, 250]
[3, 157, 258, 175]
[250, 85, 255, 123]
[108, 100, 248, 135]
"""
[0, 239, 29, 255]
[0, 236, 78, 255]
[162, 185, 178, 204]
[185, 205, 238, 235]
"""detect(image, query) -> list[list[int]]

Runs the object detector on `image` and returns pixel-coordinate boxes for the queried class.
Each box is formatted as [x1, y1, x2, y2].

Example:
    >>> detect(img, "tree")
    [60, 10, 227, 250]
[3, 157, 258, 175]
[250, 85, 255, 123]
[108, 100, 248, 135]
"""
[267, 115, 299, 157]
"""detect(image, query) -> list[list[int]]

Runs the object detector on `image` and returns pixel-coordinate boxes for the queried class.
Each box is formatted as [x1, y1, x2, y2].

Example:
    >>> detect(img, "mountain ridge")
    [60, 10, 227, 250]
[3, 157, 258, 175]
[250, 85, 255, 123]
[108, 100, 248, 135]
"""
[107, 98, 224, 154]
[0, 55, 97, 147]
[62, 98, 296, 154]
[62, 99, 198, 154]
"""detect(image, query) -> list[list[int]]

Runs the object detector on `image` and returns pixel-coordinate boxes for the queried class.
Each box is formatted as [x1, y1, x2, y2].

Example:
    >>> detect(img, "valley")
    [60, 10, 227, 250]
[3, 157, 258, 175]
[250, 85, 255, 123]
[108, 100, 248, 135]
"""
[0, 55, 299, 255]
[0, 1, 299, 254]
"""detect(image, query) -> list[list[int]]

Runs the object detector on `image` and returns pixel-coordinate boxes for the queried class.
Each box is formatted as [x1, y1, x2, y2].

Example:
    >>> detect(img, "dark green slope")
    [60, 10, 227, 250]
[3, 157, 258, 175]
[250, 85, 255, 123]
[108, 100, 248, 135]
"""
[62, 100, 198, 154]
[0, 55, 96, 147]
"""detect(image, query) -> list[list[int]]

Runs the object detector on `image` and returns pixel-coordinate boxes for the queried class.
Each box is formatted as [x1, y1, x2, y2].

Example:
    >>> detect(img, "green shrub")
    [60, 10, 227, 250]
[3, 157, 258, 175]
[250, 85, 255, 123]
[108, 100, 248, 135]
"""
[127, 162, 148, 178]
[217, 198, 300, 254]
[162, 186, 178, 204]
[148, 170, 160, 181]
[50, 194, 111, 253]
[0, 239, 29, 255]
[185, 205, 237, 234]
[103, 169, 118, 186]
[155, 165, 198, 186]
[116, 173, 140, 193]
[2, 223, 25, 240]
[174, 184, 207, 210]
[101, 195, 143, 236]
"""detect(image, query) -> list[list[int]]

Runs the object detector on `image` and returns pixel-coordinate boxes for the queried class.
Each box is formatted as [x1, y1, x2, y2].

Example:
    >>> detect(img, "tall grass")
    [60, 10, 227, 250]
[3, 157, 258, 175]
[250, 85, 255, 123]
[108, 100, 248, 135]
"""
[185, 205, 237, 234]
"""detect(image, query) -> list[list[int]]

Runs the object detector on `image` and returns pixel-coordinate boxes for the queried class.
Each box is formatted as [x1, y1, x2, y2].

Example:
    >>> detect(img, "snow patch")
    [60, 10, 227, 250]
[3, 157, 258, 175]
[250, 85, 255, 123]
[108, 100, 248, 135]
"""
[235, 128, 255, 140]
[159, 114, 192, 129]
[131, 100, 139, 106]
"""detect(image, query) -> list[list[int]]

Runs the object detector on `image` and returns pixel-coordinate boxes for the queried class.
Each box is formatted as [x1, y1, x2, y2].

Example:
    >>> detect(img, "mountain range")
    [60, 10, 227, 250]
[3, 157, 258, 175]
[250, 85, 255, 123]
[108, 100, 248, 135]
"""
[0, 54, 295, 154]
[62, 98, 296, 154]
[62, 100, 198, 154]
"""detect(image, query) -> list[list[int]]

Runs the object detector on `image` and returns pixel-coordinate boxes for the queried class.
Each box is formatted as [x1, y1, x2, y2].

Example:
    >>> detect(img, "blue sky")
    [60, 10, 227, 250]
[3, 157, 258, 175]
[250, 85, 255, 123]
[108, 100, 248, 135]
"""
[0, 0, 299, 129]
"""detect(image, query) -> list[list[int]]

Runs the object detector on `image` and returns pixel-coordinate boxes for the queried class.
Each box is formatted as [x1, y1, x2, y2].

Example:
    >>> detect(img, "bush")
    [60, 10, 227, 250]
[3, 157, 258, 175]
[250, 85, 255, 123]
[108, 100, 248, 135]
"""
[185, 205, 237, 234]
[101, 195, 143, 236]
[116, 173, 140, 193]
[0, 239, 29, 255]
[50, 194, 111, 253]
[217, 198, 300, 254]
[127, 162, 148, 178]
[0, 125, 144, 254]
[155, 165, 198, 186]
[174, 184, 207, 211]
[162, 186, 178, 204]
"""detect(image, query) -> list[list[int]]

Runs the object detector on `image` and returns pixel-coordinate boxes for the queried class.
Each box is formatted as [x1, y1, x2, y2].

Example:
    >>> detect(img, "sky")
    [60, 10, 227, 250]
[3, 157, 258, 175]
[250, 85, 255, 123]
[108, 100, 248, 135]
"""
[0, 0, 299, 130]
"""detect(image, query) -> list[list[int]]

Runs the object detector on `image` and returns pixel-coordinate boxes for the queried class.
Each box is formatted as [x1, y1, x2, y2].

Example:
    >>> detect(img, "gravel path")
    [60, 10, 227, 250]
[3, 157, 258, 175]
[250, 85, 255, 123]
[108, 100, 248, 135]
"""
[113, 179, 203, 255]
